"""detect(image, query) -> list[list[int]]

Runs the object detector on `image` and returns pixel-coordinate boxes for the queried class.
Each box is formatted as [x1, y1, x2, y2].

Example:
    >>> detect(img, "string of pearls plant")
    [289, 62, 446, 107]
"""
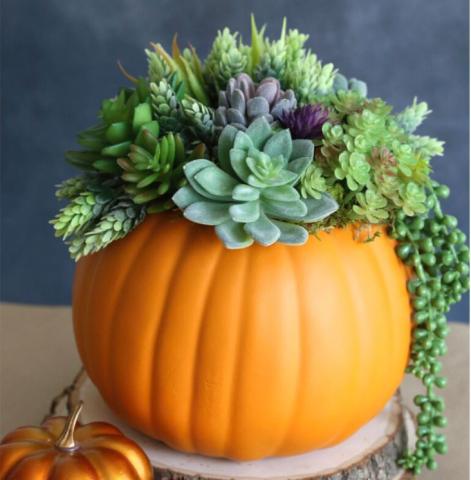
[393, 183, 468, 474]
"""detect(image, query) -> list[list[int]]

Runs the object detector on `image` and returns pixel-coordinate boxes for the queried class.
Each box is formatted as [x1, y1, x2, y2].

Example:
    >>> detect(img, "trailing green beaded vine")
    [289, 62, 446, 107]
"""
[392, 182, 469, 475]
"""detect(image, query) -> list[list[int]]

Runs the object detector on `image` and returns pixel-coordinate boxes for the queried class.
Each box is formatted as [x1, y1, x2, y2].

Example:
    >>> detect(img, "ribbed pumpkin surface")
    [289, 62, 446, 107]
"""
[73, 212, 411, 460]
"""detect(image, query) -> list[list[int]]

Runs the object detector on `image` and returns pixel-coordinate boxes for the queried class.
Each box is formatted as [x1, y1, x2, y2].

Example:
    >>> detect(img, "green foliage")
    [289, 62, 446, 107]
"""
[68, 198, 146, 260]
[150, 80, 182, 133]
[202, 19, 336, 105]
[396, 97, 431, 134]
[66, 80, 153, 175]
[300, 164, 327, 200]
[283, 52, 336, 104]
[334, 151, 370, 191]
[392, 184, 469, 475]
[55, 176, 88, 200]
[253, 19, 287, 80]
[353, 189, 388, 223]
[205, 28, 249, 91]
[252, 21, 337, 103]
[146, 48, 174, 86]
[409, 135, 444, 158]
[118, 131, 186, 211]
[51, 191, 103, 239]
[149, 40, 209, 105]
[333, 73, 368, 98]
[173, 117, 338, 248]
[316, 97, 443, 225]
[181, 97, 214, 143]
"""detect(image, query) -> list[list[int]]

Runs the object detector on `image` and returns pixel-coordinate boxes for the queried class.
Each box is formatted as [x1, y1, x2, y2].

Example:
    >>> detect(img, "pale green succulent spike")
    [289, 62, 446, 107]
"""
[280, 17, 287, 42]
[250, 14, 265, 72]
[396, 97, 432, 134]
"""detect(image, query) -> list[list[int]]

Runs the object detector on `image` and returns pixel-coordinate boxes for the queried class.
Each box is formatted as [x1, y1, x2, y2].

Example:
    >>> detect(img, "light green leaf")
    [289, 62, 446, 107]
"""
[232, 184, 260, 201]
[287, 157, 311, 178]
[218, 125, 238, 173]
[184, 160, 230, 200]
[244, 213, 281, 245]
[291, 139, 314, 161]
[262, 198, 308, 219]
[248, 170, 298, 188]
[172, 186, 205, 209]
[246, 116, 272, 149]
[262, 185, 300, 202]
[272, 220, 308, 245]
[230, 148, 252, 182]
[296, 194, 338, 222]
[216, 220, 254, 249]
[194, 166, 239, 197]
[183, 201, 230, 225]
[263, 129, 292, 163]
[229, 201, 260, 223]
[234, 131, 255, 152]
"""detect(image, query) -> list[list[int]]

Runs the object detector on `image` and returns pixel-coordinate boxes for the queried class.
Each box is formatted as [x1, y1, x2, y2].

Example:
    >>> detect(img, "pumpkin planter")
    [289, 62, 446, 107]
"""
[52, 16, 469, 475]
[73, 213, 411, 460]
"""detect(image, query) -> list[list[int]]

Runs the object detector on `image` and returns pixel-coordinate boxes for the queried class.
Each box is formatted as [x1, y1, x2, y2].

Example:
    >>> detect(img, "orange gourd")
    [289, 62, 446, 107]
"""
[0, 402, 152, 479]
[73, 212, 411, 461]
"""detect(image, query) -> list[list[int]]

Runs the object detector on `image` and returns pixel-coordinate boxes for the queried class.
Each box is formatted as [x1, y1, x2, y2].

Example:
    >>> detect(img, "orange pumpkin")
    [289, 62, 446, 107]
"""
[0, 402, 152, 479]
[73, 212, 411, 460]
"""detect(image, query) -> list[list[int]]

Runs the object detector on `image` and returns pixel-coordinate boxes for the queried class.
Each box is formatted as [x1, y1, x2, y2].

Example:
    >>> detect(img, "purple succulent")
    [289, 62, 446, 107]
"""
[280, 104, 330, 139]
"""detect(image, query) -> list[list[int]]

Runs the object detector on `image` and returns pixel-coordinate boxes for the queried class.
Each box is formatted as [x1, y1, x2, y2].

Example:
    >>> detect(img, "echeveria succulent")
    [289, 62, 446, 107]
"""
[214, 73, 297, 134]
[172, 117, 338, 248]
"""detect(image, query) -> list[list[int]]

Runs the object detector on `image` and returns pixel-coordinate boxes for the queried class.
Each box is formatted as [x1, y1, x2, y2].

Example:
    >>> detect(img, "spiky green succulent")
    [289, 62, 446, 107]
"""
[50, 179, 122, 242]
[150, 79, 182, 133]
[396, 97, 431, 133]
[117, 131, 186, 212]
[205, 28, 249, 91]
[253, 20, 288, 80]
[181, 97, 215, 143]
[67, 198, 146, 260]
[148, 39, 209, 105]
[284, 52, 336, 104]
[173, 117, 338, 248]
[55, 176, 88, 200]
[51, 191, 104, 239]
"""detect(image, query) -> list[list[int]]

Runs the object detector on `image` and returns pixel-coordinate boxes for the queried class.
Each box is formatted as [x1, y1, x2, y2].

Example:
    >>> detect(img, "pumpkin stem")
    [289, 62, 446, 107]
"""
[55, 401, 83, 451]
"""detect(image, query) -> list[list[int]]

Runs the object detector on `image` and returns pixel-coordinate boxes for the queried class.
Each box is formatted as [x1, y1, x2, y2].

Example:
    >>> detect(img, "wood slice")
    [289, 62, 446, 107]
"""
[52, 372, 416, 480]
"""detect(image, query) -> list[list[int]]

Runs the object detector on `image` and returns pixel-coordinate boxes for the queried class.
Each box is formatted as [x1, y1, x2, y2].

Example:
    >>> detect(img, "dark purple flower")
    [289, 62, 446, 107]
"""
[280, 104, 330, 139]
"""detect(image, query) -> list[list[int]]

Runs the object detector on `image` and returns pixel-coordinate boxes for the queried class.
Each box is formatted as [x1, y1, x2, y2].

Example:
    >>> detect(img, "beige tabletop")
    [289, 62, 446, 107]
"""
[1, 303, 469, 479]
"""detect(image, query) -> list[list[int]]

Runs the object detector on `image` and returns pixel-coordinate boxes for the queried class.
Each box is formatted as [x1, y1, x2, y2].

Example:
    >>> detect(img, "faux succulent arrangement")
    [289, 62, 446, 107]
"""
[52, 17, 469, 475]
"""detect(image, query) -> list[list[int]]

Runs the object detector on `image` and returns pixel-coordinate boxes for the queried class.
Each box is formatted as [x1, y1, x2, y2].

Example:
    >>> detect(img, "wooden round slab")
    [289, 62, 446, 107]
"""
[52, 371, 415, 479]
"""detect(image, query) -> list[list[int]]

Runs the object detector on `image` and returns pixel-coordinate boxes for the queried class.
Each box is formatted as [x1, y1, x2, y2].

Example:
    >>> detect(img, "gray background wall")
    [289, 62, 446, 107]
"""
[2, 0, 469, 321]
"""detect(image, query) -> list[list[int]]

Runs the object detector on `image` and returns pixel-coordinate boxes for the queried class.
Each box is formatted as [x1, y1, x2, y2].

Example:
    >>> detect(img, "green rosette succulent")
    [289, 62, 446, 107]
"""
[172, 117, 338, 248]
[117, 131, 186, 212]
[66, 80, 155, 175]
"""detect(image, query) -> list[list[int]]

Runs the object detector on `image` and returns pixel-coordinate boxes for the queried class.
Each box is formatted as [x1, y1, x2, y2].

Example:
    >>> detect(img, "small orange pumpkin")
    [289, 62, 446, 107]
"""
[0, 402, 152, 479]
[73, 212, 411, 460]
